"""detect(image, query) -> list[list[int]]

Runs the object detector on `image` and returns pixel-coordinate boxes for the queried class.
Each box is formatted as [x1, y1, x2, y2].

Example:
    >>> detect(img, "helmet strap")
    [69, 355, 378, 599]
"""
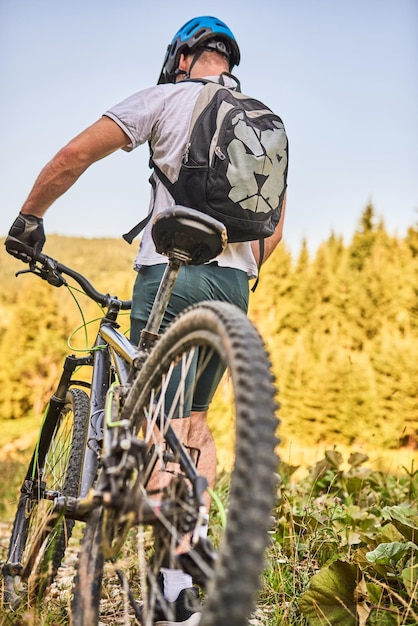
[174, 67, 188, 79]
[184, 48, 205, 79]
[174, 42, 232, 82]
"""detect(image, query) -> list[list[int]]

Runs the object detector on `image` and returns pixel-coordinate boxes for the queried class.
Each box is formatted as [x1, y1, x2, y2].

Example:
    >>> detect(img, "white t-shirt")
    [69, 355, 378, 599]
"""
[104, 78, 258, 279]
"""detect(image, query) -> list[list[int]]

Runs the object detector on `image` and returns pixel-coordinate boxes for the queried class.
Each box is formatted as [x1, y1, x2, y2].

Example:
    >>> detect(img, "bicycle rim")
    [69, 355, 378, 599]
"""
[4, 388, 88, 610]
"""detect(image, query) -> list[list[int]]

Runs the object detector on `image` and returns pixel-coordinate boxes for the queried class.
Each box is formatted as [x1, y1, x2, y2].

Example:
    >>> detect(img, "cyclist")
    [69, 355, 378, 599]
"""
[5, 15, 287, 625]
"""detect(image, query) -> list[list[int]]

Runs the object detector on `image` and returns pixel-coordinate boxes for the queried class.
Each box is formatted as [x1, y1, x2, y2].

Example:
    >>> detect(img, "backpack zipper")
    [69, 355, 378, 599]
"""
[210, 107, 239, 167]
[183, 142, 191, 164]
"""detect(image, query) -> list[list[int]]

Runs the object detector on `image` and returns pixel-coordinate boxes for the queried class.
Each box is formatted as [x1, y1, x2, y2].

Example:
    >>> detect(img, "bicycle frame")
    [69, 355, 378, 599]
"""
[29, 255, 195, 523]
[6, 206, 227, 531]
[5, 254, 204, 593]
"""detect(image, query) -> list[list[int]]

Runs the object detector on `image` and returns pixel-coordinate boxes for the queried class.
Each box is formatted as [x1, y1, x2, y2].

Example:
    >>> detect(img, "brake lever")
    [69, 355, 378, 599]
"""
[15, 257, 43, 278]
[15, 268, 36, 278]
[15, 256, 67, 288]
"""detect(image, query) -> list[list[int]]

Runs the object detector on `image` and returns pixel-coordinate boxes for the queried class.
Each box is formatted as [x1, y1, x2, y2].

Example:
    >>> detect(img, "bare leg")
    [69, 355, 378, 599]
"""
[145, 417, 191, 493]
[188, 410, 217, 496]
[146, 411, 217, 601]
[145, 411, 216, 494]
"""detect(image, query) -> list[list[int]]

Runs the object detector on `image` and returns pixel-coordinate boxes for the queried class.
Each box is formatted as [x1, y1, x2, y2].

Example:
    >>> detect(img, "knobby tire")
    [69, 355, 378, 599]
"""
[72, 302, 279, 626]
[3, 388, 89, 610]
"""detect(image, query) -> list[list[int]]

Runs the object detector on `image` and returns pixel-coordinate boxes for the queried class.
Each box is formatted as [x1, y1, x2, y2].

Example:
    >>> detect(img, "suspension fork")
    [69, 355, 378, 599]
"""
[25, 353, 92, 483]
[79, 339, 111, 498]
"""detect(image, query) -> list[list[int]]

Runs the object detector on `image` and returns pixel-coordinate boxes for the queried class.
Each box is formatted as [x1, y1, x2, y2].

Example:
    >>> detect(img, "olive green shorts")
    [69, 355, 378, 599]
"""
[130, 263, 249, 414]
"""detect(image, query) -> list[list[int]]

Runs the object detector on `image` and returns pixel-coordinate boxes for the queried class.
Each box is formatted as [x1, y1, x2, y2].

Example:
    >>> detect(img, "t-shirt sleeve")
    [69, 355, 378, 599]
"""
[103, 86, 165, 152]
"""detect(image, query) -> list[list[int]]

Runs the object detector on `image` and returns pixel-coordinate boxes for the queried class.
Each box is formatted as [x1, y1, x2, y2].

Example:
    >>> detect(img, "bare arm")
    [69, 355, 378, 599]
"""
[20, 116, 130, 218]
[251, 192, 287, 266]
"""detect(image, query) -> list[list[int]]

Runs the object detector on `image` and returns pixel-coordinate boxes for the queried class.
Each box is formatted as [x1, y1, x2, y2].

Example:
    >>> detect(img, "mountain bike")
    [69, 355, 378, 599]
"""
[2, 206, 279, 625]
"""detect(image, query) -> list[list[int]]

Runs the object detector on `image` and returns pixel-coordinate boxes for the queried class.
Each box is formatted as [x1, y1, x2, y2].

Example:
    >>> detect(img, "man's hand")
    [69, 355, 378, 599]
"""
[5, 213, 46, 262]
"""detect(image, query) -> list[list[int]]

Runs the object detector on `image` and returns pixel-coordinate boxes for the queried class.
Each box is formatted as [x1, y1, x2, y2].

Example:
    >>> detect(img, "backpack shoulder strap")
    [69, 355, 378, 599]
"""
[122, 212, 153, 244]
[151, 158, 176, 197]
[251, 239, 265, 292]
[122, 174, 157, 244]
[148, 80, 213, 197]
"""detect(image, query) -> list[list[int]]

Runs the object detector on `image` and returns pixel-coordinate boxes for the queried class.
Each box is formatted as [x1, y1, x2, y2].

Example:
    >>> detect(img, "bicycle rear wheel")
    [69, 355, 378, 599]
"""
[3, 387, 88, 609]
[72, 301, 279, 625]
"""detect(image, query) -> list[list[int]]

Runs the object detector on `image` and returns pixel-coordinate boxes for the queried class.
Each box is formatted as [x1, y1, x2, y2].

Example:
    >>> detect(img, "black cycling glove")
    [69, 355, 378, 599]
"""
[5, 213, 46, 261]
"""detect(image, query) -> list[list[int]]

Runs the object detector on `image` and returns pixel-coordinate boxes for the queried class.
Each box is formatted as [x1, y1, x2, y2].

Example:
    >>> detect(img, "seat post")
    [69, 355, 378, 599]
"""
[137, 206, 227, 351]
[138, 257, 182, 350]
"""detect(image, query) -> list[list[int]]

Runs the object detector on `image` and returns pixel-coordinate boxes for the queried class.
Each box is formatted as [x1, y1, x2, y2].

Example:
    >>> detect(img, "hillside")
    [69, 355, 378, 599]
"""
[1, 205, 417, 458]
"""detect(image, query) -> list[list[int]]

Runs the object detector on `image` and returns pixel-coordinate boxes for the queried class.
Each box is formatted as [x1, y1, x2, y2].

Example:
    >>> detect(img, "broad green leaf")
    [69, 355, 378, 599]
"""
[344, 475, 365, 497]
[365, 581, 383, 605]
[299, 560, 360, 626]
[355, 546, 390, 578]
[366, 541, 418, 566]
[348, 452, 369, 467]
[366, 609, 399, 625]
[278, 460, 300, 482]
[379, 522, 407, 544]
[401, 563, 418, 595]
[325, 449, 343, 468]
[381, 506, 418, 541]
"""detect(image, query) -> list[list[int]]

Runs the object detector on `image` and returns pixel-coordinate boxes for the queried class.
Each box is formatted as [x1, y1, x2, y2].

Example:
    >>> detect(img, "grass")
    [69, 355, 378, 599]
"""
[2, 443, 418, 625]
[0, 415, 40, 522]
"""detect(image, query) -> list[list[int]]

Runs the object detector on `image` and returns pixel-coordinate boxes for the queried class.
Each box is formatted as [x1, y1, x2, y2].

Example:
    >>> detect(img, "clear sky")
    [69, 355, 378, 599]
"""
[1, 0, 417, 256]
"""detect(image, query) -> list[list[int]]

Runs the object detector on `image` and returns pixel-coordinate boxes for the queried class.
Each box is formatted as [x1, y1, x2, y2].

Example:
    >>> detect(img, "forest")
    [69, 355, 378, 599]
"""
[251, 203, 418, 454]
[1, 203, 418, 625]
[1, 203, 417, 459]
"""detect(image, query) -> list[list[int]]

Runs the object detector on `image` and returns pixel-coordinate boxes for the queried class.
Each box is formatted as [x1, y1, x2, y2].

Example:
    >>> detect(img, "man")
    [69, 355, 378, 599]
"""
[5, 15, 287, 625]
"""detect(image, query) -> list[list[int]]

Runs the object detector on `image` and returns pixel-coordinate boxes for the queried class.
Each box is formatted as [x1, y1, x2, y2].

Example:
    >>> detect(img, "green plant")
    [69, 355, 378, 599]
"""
[263, 450, 418, 625]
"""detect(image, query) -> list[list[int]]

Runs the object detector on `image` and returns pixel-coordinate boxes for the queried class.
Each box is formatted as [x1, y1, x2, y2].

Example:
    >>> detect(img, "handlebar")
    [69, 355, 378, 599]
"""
[7, 237, 131, 310]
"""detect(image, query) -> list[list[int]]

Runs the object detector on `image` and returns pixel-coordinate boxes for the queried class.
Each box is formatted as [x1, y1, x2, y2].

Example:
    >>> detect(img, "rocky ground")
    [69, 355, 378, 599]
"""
[0, 521, 272, 625]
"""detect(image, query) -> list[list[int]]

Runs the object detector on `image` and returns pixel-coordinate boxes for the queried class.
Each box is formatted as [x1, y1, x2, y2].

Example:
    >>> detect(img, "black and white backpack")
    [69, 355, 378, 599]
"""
[124, 77, 288, 246]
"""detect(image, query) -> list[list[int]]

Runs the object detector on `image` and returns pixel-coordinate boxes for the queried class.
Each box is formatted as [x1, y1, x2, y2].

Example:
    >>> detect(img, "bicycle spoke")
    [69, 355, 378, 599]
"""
[4, 389, 88, 610]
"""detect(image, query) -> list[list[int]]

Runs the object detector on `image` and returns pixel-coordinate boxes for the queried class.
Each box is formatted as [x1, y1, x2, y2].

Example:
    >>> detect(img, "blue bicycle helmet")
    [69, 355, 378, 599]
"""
[158, 16, 241, 84]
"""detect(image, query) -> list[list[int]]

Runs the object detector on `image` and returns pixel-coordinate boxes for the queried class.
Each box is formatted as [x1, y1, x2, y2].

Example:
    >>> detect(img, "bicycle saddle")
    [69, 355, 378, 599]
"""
[151, 206, 227, 265]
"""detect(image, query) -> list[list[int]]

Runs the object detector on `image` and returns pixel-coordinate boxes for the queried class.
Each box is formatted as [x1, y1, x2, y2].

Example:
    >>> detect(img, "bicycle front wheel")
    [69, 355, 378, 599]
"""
[72, 301, 279, 626]
[3, 387, 88, 609]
